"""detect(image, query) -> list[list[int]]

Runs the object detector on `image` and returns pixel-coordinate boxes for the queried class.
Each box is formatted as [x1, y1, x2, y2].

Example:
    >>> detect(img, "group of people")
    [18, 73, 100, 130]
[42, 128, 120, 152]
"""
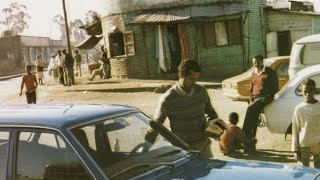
[146, 55, 320, 169]
[19, 50, 320, 168]
[145, 55, 276, 158]
[19, 48, 84, 104]
[48, 49, 79, 86]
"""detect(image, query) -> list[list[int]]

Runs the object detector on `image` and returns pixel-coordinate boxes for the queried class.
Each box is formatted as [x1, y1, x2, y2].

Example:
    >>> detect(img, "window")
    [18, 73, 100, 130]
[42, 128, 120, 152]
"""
[295, 74, 320, 96]
[109, 31, 135, 57]
[0, 130, 9, 180]
[276, 61, 289, 76]
[204, 19, 242, 47]
[124, 31, 135, 56]
[16, 131, 92, 180]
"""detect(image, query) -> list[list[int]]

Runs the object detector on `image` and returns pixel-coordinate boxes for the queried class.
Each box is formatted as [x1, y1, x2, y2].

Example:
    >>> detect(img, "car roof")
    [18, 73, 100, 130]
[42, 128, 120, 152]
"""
[295, 33, 320, 44]
[264, 56, 289, 64]
[285, 64, 320, 88]
[294, 64, 320, 79]
[0, 104, 139, 129]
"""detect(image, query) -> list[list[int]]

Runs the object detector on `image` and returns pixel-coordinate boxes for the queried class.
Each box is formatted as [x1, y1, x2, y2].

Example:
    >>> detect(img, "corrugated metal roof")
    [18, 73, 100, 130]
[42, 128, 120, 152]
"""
[130, 4, 247, 24]
[269, 9, 320, 16]
[74, 35, 103, 50]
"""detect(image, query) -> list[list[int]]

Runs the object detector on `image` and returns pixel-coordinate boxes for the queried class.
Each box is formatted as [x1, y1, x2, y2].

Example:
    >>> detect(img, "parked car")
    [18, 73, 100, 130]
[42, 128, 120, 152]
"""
[0, 104, 319, 180]
[289, 33, 320, 79]
[222, 56, 290, 102]
[264, 64, 320, 134]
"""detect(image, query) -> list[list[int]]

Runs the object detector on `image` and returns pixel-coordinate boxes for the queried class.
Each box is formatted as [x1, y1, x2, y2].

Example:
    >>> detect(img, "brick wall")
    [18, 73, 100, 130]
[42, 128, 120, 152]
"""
[102, 0, 266, 79]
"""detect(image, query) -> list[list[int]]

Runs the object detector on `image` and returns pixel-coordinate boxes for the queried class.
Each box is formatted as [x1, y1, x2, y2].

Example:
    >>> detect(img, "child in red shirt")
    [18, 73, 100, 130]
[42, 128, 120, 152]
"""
[19, 65, 38, 104]
[219, 112, 257, 155]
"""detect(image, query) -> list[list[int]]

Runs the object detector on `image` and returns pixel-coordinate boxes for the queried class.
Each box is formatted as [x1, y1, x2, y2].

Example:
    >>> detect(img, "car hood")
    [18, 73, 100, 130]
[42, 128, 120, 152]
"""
[167, 158, 320, 180]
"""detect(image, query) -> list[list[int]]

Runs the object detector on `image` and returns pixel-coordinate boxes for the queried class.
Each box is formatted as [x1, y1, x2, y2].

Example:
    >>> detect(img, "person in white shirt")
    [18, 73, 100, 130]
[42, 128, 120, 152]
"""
[56, 50, 65, 85]
[292, 78, 320, 168]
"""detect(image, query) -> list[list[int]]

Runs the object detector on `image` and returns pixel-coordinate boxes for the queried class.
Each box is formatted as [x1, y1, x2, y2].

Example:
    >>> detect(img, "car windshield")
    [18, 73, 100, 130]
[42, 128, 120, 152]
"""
[70, 112, 188, 179]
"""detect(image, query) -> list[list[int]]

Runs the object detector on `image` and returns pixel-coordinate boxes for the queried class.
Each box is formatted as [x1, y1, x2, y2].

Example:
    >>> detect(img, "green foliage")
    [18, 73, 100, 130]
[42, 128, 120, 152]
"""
[52, 10, 98, 42]
[0, 2, 31, 36]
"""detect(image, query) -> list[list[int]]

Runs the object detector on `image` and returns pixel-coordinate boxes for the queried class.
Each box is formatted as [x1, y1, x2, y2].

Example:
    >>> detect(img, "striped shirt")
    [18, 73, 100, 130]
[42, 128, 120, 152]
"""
[154, 82, 218, 148]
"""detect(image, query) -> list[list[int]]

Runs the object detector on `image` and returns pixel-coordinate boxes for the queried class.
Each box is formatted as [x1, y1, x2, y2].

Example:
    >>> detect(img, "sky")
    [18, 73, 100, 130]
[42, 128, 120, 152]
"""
[0, 0, 106, 39]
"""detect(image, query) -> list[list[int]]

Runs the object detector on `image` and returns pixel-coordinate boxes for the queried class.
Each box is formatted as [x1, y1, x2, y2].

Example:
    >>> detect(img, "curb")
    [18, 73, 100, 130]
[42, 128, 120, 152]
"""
[62, 84, 221, 93]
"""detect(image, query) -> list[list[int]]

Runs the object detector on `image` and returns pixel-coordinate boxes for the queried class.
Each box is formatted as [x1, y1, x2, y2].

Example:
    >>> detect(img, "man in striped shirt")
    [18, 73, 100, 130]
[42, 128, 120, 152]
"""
[146, 60, 218, 158]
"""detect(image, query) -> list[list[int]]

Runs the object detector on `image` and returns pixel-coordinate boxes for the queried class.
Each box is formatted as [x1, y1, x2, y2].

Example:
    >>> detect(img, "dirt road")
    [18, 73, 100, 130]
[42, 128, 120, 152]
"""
[3, 75, 298, 166]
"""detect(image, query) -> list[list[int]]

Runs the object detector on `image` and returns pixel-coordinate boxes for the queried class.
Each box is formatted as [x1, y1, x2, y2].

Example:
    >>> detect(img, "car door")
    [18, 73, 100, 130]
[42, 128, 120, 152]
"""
[265, 72, 320, 134]
[2, 128, 95, 180]
[0, 129, 10, 180]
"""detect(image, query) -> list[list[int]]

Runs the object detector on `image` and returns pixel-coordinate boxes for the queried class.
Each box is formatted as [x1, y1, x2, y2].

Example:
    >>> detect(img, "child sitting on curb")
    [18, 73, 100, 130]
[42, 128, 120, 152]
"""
[219, 112, 257, 155]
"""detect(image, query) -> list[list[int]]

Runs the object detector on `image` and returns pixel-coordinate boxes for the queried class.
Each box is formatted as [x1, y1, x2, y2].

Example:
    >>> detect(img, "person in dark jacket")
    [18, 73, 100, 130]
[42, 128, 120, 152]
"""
[62, 49, 75, 86]
[242, 55, 279, 152]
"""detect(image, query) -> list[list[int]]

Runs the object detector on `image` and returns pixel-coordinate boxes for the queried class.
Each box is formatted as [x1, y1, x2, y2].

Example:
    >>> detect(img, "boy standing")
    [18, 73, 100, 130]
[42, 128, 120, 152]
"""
[292, 79, 320, 168]
[219, 112, 257, 155]
[19, 65, 38, 104]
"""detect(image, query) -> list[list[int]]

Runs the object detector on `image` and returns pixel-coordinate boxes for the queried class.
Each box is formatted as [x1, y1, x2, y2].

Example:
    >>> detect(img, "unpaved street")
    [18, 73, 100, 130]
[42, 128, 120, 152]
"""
[2, 75, 297, 166]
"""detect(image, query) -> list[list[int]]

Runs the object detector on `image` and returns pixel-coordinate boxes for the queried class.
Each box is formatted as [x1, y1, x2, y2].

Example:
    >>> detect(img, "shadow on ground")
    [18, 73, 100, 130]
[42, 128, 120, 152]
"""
[226, 149, 296, 164]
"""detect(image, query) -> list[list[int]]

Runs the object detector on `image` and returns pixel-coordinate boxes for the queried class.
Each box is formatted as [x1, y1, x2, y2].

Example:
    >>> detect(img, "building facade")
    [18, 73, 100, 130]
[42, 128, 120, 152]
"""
[100, 0, 267, 80]
[0, 35, 65, 76]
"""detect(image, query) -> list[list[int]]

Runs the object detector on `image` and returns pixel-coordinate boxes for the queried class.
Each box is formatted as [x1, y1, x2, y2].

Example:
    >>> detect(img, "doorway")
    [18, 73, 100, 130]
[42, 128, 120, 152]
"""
[167, 25, 182, 73]
[277, 31, 291, 56]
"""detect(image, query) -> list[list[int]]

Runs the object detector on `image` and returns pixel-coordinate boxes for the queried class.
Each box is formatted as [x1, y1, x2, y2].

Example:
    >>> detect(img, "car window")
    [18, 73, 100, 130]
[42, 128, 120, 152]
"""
[16, 130, 92, 180]
[295, 74, 320, 96]
[0, 130, 9, 180]
[276, 61, 289, 76]
[70, 112, 183, 179]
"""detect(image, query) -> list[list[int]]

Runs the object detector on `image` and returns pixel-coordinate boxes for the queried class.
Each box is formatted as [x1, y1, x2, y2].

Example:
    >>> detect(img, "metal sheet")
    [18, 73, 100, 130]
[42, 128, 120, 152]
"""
[74, 35, 103, 50]
[130, 3, 247, 24]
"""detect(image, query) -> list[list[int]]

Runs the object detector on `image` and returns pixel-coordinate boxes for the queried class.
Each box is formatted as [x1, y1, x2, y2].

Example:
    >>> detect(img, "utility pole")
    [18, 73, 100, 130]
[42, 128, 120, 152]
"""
[62, 0, 75, 84]
[62, 0, 72, 55]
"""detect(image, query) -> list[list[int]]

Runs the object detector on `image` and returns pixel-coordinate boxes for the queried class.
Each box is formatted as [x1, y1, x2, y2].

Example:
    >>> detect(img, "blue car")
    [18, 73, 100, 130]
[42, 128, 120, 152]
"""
[0, 104, 319, 180]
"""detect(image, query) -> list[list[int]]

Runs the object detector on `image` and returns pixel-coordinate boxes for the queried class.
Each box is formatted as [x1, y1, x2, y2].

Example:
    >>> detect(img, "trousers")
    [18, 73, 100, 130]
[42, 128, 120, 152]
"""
[242, 96, 273, 139]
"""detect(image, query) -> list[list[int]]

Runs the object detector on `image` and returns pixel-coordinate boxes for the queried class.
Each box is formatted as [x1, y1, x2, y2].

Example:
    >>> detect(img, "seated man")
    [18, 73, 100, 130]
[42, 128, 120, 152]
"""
[219, 112, 257, 155]
[88, 61, 104, 81]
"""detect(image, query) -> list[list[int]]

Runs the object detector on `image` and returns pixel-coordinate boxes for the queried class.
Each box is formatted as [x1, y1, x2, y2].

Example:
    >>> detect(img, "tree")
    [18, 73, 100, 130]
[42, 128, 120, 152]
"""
[52, 14, 67, 40]
[70, 19, 85, 43]
[85, 10, 98, 23]
[0, 2, 31, 36]
[52, 10, 99, 42]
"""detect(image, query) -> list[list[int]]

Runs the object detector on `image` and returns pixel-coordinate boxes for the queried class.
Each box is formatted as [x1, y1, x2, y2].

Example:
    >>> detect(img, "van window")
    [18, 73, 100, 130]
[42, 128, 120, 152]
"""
[295, 74, 320, 96]
[303, 43, 320, 65]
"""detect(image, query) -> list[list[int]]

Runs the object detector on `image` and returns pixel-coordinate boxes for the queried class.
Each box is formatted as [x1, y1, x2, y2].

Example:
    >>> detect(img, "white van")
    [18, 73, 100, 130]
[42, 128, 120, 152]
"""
[289, 33, 320, 79]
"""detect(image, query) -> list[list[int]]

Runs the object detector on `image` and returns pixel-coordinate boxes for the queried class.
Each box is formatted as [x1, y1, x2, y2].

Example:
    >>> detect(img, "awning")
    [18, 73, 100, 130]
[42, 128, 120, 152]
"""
[74, 35, 103, 50]
[79, 17, 102, 35]
[130, 3, 248, 24]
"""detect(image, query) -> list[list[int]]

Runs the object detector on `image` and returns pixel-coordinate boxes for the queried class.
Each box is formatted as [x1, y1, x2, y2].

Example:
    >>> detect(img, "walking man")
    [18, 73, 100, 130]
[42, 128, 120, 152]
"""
[19, 65, 38, 104]
[242, 55, 278, 150]
[145, 60, 219, 158]
[292, 79, 320, 168]
[34, 55, 45, 85]
[62, 49, 75, 86]
[56, 50, 65, 85]
[74, 49, 82, 77]
[101, 46, 110, 79]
